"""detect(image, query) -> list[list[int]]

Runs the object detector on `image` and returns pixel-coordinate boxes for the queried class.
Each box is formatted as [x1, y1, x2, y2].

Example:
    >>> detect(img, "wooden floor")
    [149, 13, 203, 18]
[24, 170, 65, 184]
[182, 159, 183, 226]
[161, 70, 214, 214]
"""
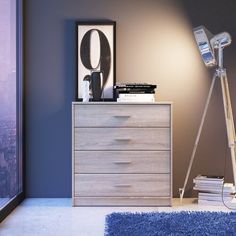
[0, 198, 235, 236]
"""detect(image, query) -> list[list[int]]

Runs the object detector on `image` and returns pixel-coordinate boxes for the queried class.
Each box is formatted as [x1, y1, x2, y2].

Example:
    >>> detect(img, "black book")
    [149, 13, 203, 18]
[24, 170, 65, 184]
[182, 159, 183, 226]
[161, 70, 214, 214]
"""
[118, 90, 155, 94]
[114, 83, 157, 89]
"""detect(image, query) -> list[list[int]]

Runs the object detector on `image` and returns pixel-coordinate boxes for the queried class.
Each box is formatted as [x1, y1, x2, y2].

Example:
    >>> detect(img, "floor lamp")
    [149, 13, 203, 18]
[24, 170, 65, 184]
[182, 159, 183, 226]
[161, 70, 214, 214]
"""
[179, 26, 236, 202]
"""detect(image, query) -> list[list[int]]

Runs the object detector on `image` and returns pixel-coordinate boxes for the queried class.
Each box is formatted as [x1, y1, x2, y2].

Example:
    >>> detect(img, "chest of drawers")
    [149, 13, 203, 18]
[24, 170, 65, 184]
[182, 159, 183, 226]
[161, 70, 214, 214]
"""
[72, 102, 172, 206]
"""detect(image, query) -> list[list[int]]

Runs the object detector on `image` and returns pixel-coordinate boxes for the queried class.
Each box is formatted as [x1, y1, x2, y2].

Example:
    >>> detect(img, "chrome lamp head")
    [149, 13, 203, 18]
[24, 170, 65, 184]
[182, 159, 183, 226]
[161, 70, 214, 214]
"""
[193, 26, 231, 68]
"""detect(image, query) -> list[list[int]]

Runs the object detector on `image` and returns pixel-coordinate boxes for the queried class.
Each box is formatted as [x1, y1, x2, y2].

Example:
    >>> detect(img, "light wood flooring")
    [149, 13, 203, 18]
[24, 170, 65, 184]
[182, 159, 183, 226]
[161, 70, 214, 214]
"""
[0, 198, 235, 236]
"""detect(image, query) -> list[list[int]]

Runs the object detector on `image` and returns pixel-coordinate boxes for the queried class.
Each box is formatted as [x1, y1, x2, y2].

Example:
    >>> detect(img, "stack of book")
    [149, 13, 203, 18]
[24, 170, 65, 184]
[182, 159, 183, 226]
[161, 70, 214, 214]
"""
[114, 83, 157, 102]
[193, 175, 235, 206]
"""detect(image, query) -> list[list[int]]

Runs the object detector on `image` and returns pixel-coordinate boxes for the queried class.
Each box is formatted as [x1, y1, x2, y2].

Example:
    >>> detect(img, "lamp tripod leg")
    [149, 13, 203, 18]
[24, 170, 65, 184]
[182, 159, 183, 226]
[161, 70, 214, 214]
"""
[179, 73, 217, 203]
[220, 71, 236, 188]
[229, 147, 236, 189]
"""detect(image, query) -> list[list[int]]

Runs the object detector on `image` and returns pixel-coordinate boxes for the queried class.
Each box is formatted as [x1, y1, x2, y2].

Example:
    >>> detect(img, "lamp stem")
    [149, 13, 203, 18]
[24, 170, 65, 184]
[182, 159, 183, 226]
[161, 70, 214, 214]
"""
[218, 46, 224, 69]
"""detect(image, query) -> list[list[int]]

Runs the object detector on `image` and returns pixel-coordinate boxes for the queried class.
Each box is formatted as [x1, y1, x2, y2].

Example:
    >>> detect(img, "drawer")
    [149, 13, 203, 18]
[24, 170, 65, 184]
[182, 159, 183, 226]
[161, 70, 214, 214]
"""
[73, 104, 170, 127]
[73, 196, 171, 206]
[74, 174, 170, 197]
[74, 128, 170, 150]
[74, 151, 170, 173]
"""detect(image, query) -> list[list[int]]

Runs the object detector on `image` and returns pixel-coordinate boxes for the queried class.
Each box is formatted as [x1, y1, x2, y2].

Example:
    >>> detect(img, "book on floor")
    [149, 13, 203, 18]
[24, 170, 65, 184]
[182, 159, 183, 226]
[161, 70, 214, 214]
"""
[193, 174, 236, 205]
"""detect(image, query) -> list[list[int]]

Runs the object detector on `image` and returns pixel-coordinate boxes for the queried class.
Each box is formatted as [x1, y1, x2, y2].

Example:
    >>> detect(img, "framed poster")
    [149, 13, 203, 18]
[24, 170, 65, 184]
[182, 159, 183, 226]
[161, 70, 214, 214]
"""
[76, 21, 116, 101]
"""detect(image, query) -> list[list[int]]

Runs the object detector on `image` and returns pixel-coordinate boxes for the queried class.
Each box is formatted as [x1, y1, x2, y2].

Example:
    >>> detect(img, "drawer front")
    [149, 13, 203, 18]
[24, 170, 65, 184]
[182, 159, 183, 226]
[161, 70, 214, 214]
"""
[74, 174, 170, 197]
[74, 128, 170, 150]
[74, 151, 170, 173]
[74, 104, 170, 127]
[74, 196, 171, 206]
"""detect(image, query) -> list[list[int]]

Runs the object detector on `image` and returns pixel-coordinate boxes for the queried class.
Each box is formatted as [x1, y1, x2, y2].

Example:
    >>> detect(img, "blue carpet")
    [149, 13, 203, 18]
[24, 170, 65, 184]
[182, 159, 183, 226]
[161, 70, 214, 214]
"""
[105, 211, 236, 236]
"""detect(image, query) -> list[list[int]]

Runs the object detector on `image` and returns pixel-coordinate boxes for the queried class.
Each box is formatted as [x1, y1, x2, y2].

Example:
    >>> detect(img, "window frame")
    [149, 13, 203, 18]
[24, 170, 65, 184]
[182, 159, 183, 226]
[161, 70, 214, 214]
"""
[0, 0, 25, 223]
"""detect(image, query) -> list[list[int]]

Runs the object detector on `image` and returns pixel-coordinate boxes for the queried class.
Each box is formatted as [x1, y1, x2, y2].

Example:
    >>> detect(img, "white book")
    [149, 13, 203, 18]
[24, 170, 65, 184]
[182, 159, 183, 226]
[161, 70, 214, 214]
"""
[193, 178, 224, 184]
[117, 98, 155, 103]
[198, 198, 236, 206]
[199, 192, 234, 197]
[194, 183, 235, 194]
[194, 175, 224, 182]
[198, 194, 233, 201]
[193, 187, 235, 194]
[194, 183, 223, 188]
[193, 185, 223, 190]
[119, 94, 155, 99]
[193, 181, 224, 186]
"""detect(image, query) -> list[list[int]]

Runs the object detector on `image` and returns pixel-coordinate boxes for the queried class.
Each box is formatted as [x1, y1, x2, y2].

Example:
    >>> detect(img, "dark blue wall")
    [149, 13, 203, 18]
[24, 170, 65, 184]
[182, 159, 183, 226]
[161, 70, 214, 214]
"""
[25, 0, 236, 197]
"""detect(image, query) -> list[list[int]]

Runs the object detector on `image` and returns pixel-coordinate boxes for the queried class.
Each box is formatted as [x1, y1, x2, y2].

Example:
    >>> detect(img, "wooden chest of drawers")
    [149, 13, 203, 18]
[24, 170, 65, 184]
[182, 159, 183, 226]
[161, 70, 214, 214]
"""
[72, 102, 172, 206]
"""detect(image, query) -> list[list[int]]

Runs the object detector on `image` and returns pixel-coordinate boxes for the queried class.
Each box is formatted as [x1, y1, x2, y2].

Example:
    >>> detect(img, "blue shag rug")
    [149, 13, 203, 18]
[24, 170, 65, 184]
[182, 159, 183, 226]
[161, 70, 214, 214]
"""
[105, 211, 236, 236]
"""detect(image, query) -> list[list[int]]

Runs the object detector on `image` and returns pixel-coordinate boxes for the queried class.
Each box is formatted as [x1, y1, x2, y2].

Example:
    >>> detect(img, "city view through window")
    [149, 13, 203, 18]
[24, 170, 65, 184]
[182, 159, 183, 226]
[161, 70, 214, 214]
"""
[0, 0, 20, 208]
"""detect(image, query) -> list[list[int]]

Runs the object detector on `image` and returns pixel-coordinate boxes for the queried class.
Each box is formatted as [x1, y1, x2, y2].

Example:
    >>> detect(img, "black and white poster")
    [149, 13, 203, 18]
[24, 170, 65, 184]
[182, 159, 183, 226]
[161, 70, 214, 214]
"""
[77, 21, 116, 101]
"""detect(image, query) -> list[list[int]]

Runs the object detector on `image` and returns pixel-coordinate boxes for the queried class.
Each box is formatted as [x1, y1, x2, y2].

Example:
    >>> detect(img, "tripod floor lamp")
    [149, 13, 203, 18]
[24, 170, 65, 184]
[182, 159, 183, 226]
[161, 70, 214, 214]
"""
[179, 26, 236, 202]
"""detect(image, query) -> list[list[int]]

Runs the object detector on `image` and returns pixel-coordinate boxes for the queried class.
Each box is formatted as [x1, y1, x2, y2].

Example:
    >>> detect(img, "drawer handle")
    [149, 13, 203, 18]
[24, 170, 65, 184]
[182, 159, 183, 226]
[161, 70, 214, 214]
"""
[113, 115, 131, 118]
[114, 184, 131, 188]
[113, 161, 132, 164]
[114, 138, 131, 142]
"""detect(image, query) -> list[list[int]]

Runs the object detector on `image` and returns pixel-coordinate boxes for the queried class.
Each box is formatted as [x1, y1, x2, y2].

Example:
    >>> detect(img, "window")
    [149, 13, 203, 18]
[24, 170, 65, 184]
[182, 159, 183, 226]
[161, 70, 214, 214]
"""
[0, 0, 23, 221]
